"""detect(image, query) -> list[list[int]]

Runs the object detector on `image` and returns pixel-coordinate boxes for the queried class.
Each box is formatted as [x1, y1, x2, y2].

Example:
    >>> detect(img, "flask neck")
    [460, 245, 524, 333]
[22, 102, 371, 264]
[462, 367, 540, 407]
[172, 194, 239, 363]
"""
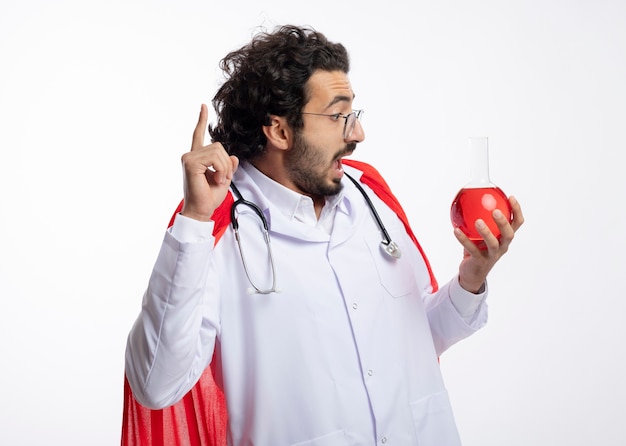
[467, 137, 494, 187]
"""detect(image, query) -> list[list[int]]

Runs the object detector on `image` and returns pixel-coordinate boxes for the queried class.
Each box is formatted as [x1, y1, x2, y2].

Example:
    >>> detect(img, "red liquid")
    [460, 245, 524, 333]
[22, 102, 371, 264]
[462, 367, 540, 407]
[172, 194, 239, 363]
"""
[450, 186, 512, 246]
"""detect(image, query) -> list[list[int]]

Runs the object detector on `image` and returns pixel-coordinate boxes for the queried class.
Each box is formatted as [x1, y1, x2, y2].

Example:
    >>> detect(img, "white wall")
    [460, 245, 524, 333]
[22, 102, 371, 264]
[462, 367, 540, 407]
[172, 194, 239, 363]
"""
[1, 0, 624, 444]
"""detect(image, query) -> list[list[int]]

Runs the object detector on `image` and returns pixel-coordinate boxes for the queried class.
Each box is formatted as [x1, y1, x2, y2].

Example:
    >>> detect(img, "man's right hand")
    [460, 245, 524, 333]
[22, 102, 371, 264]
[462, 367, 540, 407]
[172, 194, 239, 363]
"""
[180, 104, 239, 221]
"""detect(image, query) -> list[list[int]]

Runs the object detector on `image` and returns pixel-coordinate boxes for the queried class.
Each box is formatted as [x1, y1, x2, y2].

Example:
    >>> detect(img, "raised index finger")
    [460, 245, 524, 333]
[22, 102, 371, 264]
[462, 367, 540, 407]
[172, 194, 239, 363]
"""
[191, 104, 209, 151]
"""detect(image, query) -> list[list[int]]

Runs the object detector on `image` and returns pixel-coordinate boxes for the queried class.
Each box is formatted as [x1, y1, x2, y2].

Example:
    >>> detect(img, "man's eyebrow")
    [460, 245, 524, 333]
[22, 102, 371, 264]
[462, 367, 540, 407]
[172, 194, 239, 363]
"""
[326, 93, 355, 109]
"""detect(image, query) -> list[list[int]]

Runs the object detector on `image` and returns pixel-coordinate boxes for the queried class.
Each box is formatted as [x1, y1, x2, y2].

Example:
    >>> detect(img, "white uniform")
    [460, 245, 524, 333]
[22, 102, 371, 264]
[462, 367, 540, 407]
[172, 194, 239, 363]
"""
[125, 161, 488, 446]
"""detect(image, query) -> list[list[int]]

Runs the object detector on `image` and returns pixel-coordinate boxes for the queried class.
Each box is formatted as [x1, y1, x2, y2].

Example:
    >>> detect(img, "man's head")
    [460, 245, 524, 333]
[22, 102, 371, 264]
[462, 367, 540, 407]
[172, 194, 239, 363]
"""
[209, 25, 351, 160]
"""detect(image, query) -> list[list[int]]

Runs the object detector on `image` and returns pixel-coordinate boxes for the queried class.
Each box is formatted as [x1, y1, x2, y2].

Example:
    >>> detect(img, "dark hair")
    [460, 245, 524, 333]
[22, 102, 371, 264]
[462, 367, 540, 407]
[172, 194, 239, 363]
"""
[208, 25, 350, 160]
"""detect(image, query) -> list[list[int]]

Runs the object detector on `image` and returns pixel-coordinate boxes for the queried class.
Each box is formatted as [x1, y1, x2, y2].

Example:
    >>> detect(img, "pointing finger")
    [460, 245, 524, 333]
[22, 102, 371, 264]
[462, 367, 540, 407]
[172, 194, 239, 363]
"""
[191, 104, 208, 151]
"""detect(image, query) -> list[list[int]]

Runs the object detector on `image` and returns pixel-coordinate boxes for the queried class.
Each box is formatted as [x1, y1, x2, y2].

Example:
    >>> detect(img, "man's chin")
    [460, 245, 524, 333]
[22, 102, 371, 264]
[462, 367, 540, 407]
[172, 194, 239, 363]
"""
[325, 179, 343, 196]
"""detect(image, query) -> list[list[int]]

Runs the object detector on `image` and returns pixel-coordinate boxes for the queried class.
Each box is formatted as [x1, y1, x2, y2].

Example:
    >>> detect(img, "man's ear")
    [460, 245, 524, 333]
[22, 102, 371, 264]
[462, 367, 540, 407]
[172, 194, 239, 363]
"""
[262, 115, 292, 150]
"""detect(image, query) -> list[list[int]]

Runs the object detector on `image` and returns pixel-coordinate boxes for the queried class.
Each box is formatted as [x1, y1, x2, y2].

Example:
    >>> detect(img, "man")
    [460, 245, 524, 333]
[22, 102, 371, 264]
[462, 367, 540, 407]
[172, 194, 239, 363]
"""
[125, 25, 524, 445]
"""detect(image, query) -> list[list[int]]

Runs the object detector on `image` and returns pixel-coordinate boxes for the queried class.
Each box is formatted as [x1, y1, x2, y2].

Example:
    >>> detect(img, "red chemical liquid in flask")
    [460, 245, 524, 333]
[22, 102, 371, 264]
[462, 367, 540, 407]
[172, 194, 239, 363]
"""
[450, 137, 512, 248]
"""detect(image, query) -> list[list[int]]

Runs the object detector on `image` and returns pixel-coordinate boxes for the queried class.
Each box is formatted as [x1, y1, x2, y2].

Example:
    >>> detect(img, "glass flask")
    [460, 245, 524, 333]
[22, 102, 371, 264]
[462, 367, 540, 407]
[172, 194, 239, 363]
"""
[450, 137, 512, 248]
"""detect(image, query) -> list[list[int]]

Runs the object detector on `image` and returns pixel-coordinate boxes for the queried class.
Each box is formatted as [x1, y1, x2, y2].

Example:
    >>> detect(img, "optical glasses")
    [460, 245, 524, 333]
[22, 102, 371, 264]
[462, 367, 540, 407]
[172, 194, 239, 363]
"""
[301, 109, 364, 139]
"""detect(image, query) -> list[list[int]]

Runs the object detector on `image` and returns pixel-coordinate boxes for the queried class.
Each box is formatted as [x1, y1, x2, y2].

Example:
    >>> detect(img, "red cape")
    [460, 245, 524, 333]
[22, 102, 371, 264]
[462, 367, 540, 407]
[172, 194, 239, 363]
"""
[121, 160, 437, 445]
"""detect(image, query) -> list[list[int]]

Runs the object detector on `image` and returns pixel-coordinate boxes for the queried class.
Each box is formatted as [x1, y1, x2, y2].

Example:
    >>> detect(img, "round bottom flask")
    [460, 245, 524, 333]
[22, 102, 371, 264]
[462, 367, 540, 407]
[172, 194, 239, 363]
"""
[450, 137, 512, 248]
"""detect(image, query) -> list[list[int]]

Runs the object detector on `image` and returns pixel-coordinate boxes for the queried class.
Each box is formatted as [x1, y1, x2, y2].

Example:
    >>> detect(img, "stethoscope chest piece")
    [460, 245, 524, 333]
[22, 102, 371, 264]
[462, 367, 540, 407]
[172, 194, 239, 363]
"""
[381, 240, 402, 259]
[345, 173, 402, 261]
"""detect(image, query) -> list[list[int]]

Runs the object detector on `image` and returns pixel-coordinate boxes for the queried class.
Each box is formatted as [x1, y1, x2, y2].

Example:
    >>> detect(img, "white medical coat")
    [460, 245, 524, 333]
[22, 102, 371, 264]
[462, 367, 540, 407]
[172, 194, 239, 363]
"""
[126, 161, 488, 446]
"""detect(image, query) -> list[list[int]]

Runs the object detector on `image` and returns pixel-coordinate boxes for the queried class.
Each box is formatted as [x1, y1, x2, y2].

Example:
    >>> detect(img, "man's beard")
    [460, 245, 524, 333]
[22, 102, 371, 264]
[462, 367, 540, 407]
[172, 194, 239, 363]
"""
[286, 131, 356, 198]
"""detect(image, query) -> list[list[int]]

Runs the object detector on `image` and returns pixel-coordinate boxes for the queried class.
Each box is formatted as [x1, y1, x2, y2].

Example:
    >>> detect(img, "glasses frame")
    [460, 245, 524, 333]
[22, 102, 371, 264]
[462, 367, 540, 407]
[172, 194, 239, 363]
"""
[301, 109, 364, 139]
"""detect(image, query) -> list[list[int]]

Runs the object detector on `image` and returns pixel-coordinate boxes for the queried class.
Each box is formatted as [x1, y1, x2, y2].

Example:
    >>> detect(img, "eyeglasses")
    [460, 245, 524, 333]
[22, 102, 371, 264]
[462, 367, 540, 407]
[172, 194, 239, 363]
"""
[301, 109, 364, 139]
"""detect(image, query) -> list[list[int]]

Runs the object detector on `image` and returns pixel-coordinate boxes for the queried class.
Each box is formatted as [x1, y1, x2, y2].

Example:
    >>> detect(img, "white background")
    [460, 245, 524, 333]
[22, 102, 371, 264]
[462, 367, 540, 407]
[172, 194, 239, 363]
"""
[1, 0, 625, 445]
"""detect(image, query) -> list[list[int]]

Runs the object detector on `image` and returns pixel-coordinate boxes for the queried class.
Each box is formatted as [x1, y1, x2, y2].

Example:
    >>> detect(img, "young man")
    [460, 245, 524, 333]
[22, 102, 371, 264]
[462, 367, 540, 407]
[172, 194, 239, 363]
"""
[125, 25, 524, 445]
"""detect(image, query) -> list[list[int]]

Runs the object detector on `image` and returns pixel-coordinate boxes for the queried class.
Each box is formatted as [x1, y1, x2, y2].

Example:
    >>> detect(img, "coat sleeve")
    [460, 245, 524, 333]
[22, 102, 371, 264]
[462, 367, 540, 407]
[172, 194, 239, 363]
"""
[121, 196, 233, 446]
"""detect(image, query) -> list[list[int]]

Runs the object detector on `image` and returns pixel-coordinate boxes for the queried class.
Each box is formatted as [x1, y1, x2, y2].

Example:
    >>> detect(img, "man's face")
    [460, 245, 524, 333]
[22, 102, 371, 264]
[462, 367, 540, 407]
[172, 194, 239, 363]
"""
[285, 70, 365, 198]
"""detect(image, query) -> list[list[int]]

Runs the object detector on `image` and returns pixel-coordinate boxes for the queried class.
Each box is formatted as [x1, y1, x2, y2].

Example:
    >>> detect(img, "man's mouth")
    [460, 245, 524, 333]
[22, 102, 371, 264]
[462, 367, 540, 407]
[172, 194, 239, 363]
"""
[333, 143, 357, 173]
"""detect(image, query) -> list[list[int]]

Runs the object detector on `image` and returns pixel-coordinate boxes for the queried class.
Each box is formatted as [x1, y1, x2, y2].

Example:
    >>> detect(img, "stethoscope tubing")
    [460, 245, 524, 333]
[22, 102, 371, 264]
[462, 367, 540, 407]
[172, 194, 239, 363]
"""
[344, 174, 394, 250]
[229, 182, 278, 294]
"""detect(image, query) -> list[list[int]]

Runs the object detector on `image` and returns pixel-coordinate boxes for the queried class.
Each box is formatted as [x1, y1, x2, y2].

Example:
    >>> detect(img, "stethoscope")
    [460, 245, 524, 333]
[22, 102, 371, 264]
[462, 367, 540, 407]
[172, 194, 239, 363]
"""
[229, 172, 402, 294]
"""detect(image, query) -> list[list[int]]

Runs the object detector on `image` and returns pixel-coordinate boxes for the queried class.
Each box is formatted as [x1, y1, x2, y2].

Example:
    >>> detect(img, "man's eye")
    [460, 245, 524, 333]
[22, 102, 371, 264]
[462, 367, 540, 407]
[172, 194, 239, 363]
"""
[330, 113, 343, 121]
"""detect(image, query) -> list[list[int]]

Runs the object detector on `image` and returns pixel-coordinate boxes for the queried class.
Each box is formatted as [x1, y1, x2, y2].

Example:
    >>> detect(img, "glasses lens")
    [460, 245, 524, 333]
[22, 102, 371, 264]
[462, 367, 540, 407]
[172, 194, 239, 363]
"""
[344, 110, 363, 139]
